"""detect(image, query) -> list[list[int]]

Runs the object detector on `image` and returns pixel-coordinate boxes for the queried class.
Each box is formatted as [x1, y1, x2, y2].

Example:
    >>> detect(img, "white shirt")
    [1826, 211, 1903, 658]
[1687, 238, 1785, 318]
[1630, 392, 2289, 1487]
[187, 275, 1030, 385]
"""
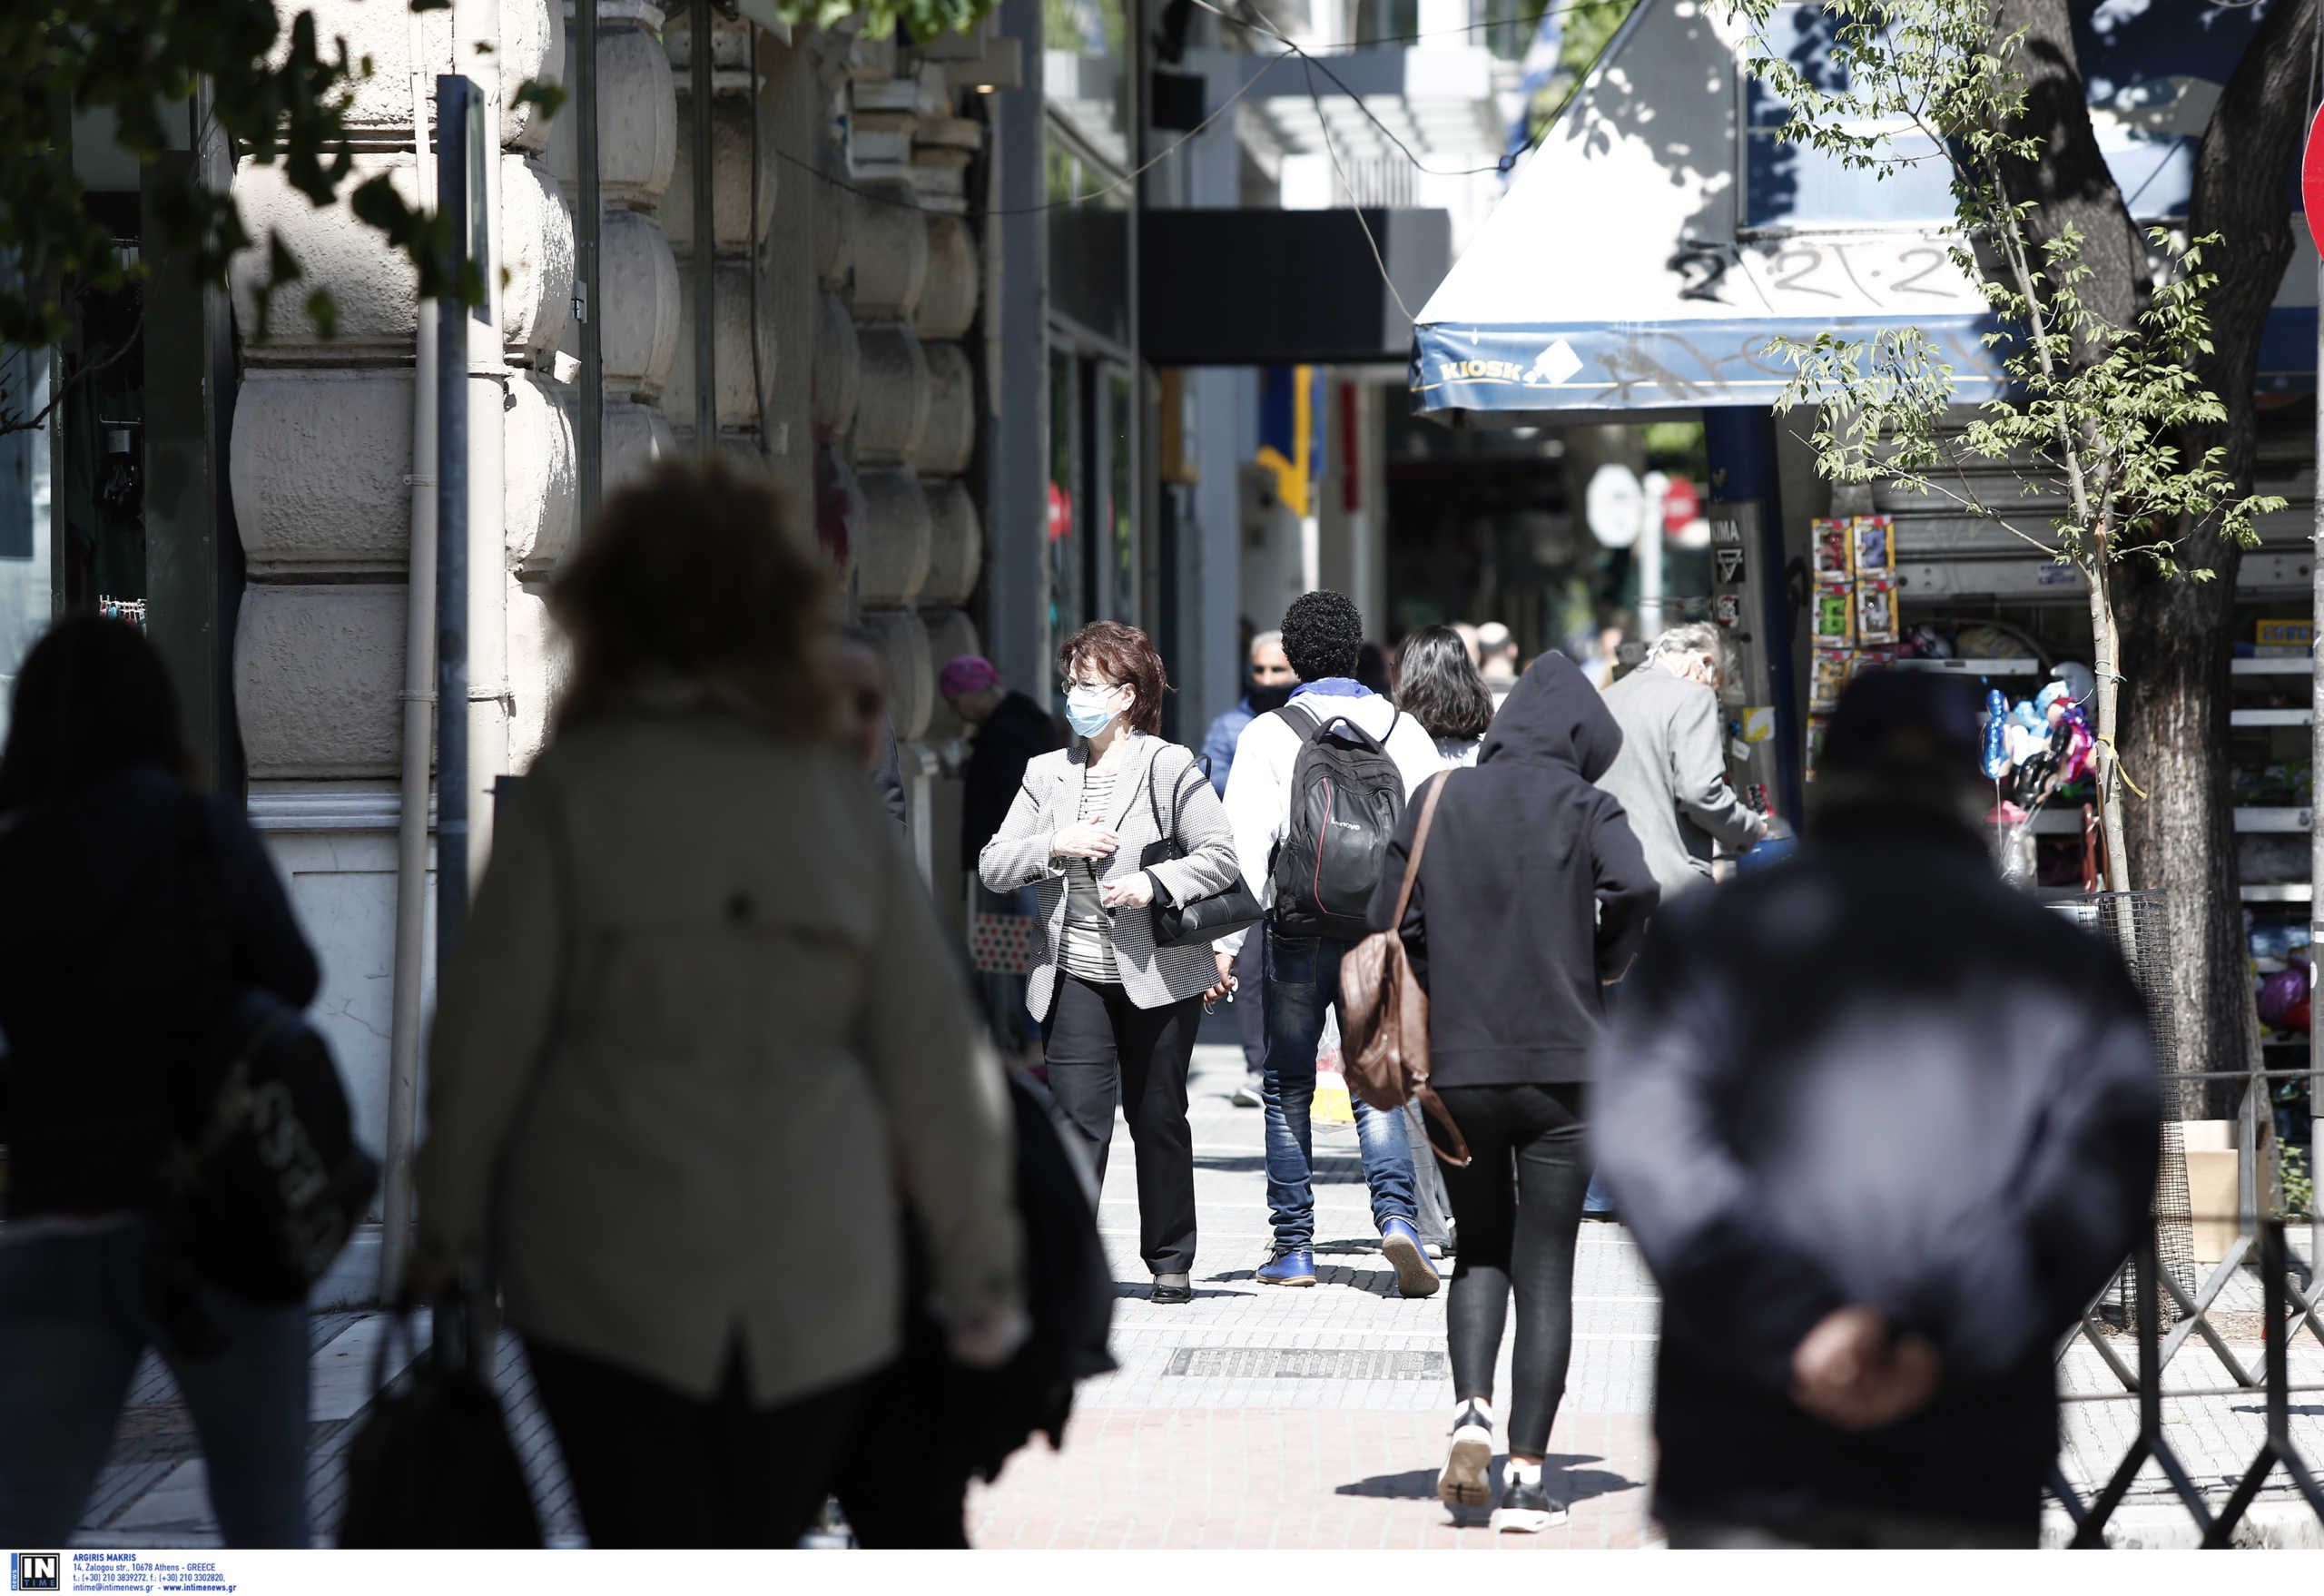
[1216, 686, 1448, 954]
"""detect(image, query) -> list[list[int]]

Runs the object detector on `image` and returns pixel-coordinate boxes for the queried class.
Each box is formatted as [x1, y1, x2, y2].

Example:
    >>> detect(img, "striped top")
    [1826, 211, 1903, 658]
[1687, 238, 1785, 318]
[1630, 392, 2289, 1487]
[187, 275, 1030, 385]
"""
[1057, 768, 1123, 983]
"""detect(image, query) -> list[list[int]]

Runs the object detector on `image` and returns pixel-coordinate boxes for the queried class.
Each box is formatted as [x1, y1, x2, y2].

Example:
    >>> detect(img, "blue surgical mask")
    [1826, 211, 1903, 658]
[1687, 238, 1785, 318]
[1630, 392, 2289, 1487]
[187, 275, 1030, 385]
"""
[1064, 685, 1119, 738]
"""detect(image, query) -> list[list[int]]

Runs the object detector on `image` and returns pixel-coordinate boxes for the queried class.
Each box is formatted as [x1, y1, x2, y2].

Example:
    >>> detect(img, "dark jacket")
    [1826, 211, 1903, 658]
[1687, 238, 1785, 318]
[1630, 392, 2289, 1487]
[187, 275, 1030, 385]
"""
[0, 765, 320, 1218]
[1591, 802, 2161, 1532]
[962, 691, 1058, 864]
[872, 715, 908, 829]
[1364, 653, 1659, 1087]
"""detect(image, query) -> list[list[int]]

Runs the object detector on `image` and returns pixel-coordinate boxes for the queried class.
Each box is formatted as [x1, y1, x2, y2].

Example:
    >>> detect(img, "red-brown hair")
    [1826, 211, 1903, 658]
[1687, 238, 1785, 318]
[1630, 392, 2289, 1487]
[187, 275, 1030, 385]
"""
[1058, 621, 1167, 735]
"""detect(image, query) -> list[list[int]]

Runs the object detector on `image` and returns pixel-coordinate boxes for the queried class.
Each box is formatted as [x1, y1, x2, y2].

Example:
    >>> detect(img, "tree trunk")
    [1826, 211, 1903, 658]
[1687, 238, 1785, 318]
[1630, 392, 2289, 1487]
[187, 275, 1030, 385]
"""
[2088, 572, 2130, 897]
[1994, 0, 2151, 340]
[2115, 0, 2317, 1110]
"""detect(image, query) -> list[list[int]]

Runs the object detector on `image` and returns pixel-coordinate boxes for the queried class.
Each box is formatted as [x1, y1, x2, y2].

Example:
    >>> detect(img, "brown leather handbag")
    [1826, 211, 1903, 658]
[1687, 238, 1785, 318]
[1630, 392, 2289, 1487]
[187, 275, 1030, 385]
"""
[1338, 773, 1471, 1167]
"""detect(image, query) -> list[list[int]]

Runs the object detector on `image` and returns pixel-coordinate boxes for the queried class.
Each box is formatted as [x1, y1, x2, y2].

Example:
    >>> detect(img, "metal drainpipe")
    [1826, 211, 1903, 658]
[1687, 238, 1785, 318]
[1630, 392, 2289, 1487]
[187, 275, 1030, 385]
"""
[576, 0, 603, 519]
[436, 74, 475, 981]
[379, 12, 441, 1304]
[691, 0, 716, 450]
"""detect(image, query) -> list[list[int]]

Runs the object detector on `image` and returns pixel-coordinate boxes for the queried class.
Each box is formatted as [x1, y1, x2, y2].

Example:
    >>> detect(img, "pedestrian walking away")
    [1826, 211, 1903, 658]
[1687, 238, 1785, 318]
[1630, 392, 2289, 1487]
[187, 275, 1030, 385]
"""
[408, 458, 1026, 1550]
[1203, 631, 1297, 1107]
[1585, 621, 1772, 1219]
[1593, 622, 1768, 901]
[1592, 669, 2162, 1549]
[980, 621, 1245, 1306]
[1365, 652, 1658, 1531]
[1219, 589, 1449, 1297]
[0, 616, 322, 1549]
[1395, 625, 1495, 771]
[1385, 622, 1504, 1253]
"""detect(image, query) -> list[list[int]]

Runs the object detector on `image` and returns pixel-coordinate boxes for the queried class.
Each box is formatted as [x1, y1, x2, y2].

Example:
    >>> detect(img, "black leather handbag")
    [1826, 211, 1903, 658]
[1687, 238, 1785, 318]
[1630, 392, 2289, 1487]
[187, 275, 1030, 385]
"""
[1139, 754, 1264, 951]
[338, 1301, 543, 1547]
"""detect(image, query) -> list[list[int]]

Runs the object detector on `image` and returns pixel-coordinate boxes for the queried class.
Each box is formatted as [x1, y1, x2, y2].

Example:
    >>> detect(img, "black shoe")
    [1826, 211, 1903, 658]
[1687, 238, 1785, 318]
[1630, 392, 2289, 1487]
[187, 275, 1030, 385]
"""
[1151, 1273, 1192, 1305]
[1490, 1468, 1570, 1533]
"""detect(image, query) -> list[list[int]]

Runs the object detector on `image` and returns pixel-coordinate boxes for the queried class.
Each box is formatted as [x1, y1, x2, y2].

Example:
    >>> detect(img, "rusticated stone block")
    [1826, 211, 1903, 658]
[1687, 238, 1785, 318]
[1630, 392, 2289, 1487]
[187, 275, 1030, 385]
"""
[921, 477, 983, 607]
[862, 609, 931, 744]
[853, 325, 928, 467]
[234, 586, 409, 779]
[917, 340, 974, 477]
[855, 468, 931, 608]
[915, 212, 980, 341]
[600, 207, 682, 398]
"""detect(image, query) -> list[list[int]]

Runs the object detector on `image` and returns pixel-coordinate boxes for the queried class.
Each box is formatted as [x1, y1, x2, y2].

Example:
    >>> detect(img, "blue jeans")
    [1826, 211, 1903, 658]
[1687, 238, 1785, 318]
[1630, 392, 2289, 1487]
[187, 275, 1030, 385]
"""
[1262, 928, 1419, 1251]
[0, 1218, 311, 1547]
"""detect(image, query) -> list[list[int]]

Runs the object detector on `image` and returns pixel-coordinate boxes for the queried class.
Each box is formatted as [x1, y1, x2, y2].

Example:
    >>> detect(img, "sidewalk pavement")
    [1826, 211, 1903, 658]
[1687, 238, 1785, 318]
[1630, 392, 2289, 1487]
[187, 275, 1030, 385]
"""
[70, 1041, 2324, 1549]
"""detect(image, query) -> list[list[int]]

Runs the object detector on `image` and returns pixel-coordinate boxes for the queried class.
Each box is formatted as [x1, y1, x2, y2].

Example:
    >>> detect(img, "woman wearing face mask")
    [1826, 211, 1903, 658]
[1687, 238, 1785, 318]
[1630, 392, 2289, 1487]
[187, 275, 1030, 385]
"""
[980, 622, 1244, 1304]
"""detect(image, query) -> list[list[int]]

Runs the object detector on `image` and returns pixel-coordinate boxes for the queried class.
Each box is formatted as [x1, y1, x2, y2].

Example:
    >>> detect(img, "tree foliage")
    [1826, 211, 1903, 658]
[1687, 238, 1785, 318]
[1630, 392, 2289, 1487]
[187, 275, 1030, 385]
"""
[1725, 0, 2283, 889]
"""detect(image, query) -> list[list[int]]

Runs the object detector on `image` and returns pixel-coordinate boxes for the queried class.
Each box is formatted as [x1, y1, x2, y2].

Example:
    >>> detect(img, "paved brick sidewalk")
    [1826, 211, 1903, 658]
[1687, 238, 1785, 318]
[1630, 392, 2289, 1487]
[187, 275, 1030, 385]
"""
[65, 1039, 2324, 1549]
[967, 1042, 1663, 1550]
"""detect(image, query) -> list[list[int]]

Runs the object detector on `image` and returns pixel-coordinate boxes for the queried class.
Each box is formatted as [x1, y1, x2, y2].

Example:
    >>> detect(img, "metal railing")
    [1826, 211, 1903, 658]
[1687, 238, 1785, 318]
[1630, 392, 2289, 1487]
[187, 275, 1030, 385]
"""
[2050, 1217, 2324, 1546]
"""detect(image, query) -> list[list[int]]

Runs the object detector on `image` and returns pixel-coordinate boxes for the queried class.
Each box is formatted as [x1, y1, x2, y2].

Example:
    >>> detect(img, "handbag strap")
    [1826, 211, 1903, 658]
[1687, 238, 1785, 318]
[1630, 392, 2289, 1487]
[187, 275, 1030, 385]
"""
[1387, 770, 1453, 931]
[1142, 746, 1205, 854]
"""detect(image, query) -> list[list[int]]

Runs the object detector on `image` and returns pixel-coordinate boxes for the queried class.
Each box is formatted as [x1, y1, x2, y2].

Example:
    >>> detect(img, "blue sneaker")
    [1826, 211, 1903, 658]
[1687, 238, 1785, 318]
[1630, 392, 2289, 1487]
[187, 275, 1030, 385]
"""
[1256, 1247, 1316, 1287]
[1380, 1217, 1441, 1297]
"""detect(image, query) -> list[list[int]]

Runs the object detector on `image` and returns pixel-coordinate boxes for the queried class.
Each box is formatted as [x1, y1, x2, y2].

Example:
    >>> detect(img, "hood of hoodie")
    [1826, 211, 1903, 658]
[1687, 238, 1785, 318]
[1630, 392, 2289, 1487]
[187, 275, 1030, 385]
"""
[1477, 651, 1624, 782]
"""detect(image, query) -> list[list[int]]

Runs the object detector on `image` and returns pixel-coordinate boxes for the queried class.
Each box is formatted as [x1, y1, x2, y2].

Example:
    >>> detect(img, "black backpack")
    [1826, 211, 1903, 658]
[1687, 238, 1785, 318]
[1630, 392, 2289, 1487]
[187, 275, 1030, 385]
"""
[1268, 702, 1408, 941]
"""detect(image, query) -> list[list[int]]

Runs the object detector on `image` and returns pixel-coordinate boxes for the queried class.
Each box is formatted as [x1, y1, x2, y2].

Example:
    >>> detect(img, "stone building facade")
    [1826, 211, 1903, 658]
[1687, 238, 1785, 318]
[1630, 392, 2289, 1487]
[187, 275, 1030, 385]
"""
[222, 0, 1012, 1156]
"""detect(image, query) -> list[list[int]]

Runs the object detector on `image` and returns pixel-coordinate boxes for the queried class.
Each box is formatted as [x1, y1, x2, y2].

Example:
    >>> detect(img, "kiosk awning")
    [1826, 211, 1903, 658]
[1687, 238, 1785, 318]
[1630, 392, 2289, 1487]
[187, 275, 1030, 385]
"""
[1411, 0, 2313, 417]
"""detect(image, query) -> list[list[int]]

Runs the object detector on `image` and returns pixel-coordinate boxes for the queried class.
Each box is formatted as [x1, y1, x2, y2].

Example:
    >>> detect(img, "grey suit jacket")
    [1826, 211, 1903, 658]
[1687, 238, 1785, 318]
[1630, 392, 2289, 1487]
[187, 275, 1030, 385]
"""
[980, 733, 1244, 1020]
[1595, 665, 1764, 899]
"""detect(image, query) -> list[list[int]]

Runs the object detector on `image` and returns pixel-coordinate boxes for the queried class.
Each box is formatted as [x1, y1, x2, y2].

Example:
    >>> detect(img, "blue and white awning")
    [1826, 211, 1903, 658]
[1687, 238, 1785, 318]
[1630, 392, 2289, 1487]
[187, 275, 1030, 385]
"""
[1412, 0, 2313, 415]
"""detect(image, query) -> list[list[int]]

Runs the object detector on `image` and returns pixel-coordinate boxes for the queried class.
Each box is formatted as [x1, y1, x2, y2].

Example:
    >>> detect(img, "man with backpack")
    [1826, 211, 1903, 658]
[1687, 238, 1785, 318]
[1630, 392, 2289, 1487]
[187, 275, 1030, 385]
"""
[1217, 591, 1450, 1296]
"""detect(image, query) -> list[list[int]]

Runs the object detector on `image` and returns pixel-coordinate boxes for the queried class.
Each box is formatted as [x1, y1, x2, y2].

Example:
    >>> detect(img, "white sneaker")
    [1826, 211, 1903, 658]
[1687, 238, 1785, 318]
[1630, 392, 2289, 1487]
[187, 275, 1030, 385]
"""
[1230, 1078, 1264, 1108]
[1490, 1462, 1571, 1533]
[1438, 1401, 1494, 1512]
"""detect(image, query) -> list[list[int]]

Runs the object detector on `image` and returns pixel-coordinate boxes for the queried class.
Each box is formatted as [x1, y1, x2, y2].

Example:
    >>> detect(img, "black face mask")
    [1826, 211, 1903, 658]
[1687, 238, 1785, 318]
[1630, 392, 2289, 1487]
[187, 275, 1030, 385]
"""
[1246, 681, 1295, 714]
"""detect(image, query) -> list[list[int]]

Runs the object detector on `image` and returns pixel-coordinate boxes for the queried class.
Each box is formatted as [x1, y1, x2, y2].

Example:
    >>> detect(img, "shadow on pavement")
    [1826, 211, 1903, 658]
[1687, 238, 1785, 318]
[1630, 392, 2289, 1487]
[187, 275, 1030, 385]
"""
[1334, 1455, 1639, 1506]
[1109, 1282, 1254, 1300]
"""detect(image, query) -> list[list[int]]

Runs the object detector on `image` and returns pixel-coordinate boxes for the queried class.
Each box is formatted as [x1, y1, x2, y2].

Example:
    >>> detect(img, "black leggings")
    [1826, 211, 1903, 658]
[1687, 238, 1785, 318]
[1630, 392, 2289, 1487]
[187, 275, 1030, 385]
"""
[1433, 1083, 1589, 1459]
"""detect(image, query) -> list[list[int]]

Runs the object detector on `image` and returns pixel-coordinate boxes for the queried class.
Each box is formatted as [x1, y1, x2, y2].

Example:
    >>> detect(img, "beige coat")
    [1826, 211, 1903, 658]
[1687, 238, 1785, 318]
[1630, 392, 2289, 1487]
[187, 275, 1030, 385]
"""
[415, 704, 1020, 1405]
[979, 734, 1244, 1021]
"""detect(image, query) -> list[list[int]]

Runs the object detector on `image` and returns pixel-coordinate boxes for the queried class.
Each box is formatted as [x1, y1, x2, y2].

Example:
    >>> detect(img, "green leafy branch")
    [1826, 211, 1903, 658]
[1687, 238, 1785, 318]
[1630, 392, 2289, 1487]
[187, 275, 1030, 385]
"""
[1722, 0, 2282, 892]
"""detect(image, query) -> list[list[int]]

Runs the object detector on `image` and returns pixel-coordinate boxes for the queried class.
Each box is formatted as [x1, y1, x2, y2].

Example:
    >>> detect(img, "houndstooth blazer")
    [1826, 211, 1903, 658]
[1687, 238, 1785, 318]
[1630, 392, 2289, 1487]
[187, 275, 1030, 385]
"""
[979, 732, 1245, 1020]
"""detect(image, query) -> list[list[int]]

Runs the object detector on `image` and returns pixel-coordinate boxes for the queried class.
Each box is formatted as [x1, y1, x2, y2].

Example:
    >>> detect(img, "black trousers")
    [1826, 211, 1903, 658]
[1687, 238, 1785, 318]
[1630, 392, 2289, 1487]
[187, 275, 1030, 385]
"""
[1433, 1082, 1590, 1459]
[1041, 972, 1202, 1275]
[525, 1335, 862, 1549]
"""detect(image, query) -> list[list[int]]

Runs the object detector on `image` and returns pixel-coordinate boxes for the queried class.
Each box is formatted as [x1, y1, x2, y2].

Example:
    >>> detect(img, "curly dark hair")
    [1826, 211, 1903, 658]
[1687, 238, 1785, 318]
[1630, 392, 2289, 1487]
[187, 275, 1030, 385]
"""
[1279, 589, 1365, 683]
[1394, 625, 1494, 744]
[550, 456, 836, 741]
[1057, 620, 1168, 735]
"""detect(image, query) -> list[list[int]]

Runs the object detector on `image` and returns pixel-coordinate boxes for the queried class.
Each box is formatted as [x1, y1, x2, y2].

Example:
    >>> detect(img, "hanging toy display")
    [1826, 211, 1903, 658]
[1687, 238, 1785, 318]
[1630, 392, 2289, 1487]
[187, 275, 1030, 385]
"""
[1981, 664, 2100, 882]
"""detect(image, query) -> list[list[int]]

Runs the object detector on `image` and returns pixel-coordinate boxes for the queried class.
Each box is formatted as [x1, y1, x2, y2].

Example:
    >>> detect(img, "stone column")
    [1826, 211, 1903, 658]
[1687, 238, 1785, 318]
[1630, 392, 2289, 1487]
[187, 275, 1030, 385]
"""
[228, 0, 573, 1155]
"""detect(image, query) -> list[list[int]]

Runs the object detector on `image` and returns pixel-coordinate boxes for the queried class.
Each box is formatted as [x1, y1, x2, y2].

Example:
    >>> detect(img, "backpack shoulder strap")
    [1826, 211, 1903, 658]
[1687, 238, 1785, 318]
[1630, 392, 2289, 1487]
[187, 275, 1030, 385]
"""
[1389, 771, 1453, 929]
